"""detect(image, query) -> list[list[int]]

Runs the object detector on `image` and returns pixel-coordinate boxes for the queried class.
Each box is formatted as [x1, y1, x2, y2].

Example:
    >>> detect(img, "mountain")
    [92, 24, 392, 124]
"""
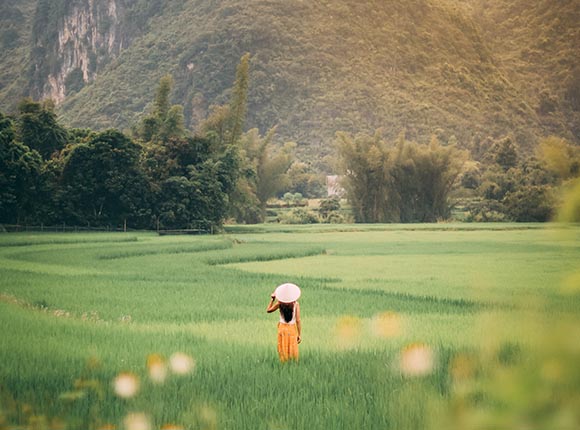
[0, 0, 37, 105]
[466, 0, 580, 142]
[0, 0, 578, 164]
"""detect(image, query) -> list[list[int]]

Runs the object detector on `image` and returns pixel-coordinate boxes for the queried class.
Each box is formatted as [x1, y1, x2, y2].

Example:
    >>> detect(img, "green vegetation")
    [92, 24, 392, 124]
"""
[1, 1, 579, 228]
[0, 225, 579, 428]
[0, 56, 304, 229]
[471, 0, 580, 142]
[1, 0, 578, 161]
[2, 91, 578, 228]
[336, 131, 466, 222]
[0, 0, 36, 108]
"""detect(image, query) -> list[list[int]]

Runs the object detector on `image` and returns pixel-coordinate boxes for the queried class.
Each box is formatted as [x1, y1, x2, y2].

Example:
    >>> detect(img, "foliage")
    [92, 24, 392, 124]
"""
[503, 185, 554, 222]
[60, 129, 152, 228]
[318, 196, 341, 220]
[336, 131, 466, 223]
[489, 137, 518, 171]
[0, 112, 43, 224]
[0, 54, 255, 230]
[251, 131, 294, 209]
[227, 52, 250, 147]
[535, 136, 580, 180]
[431, 317, 580, 429]
[134, 67, 246, 230]
[473, 0, 580, 141]
[557, 178, 580, 222]
[1, 0, 578, 165]
[16, 98, 68, 160]
[134, 75, 186, 143]
[278, 208, 320, 224]
[464, 199, 510, 223]
[286, 161, 326, 198]
[335, 130, 392, 223]
[282, 192, 306, 207]
[470, 135, 575, 222]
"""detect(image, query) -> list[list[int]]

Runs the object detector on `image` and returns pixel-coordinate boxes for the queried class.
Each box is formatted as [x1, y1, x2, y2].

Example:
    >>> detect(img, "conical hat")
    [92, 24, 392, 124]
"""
[275, 283, 301, 303]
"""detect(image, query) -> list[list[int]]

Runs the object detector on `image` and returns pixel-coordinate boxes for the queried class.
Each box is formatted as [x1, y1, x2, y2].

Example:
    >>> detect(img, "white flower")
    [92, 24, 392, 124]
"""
[399, 343, 434, 377]
[169, 352, 195, 375]
[124, 413, 150, 430]
[371, 312, 402, 338]
[113, 373, 139, 398]
[147, 354, 168, 384]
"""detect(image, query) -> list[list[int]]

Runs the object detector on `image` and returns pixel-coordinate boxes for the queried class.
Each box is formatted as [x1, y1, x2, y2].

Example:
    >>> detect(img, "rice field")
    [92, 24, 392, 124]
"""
[1, 224, 579, 429]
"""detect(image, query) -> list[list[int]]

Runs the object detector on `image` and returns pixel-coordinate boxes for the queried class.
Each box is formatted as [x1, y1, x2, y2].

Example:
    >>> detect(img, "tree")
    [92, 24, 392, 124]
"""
[0, 112, 43, 224]
[17, 98, 67, 160]
[157, 149, 239, 230]
[228, 53, 250, 146]
[535, 136, 580, 181]
[503, 185, 554, 222]
[153, 74, 172, 121]
[472, 152, 558, 222]
[318, 196, 341, 220]
[491, 137, 518, 171]
[335, 130, 466, 223]
[197, 54, 251, 151]
[557, 178, 580, 222]
[135, 75, 186, 143]
[335, 130, 393, 223]
[61, 130, 151, 227]
[230, 128, 294, 223]
[286, 161, 326, 198]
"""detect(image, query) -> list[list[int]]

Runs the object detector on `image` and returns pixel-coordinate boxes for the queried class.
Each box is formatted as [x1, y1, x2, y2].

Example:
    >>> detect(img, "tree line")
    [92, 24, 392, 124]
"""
[0, 55, 321, 230]
[2, 53, 579, 229]
[334, 130, 580, 223]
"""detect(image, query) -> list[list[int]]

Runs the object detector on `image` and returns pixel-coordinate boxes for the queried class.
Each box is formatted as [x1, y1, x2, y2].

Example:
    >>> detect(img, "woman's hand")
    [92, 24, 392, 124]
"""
[297, 335, 302, 344]
[270, 292, 276, 300]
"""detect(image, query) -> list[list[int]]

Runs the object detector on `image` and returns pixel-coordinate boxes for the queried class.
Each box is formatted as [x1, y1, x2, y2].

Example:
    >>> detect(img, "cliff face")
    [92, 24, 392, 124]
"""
[30, 0, 128, 103]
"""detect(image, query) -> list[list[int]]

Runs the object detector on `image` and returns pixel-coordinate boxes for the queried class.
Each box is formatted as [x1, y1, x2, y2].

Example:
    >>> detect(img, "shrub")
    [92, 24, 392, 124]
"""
[503, 185, 555, 222]
[278, 208, 320, 224]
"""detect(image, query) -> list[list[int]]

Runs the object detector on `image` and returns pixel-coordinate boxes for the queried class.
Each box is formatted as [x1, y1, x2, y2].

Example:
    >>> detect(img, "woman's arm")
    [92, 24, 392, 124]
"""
[295, 302, 302, 343]
[266, 293, 279, 313]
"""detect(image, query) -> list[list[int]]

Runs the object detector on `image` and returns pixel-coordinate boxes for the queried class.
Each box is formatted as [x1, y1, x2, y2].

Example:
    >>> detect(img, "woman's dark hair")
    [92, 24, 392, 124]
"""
[279, 303, 293, 323]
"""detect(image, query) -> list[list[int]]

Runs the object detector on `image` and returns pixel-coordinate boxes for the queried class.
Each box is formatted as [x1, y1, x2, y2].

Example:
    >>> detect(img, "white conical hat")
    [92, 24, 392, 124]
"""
[275, 283, 301, 303]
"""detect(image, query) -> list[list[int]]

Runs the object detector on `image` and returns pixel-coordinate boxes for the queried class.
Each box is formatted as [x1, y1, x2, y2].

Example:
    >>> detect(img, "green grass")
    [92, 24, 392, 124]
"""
[0, 224, 579, 429]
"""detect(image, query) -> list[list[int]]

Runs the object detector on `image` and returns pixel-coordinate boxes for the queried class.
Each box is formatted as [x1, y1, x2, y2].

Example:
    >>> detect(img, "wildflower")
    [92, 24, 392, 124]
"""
[335, 316, 362, 348]
[371, 312, 402, 338]
[113, 373, 139, 398]
[399, 343, 434, 377]
[119, 315, 132, 323]
[169, 352, 195, 375]
[450, 353, 476, 381]
[123, 413, 150, 430]
[147, 353, 167, 383]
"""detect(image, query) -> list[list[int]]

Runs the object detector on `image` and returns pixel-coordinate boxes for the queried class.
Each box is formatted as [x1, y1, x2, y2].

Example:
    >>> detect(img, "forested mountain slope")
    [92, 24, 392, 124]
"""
[0, 0, 37, 106]
[467, 0, 580, 142]
[0, 0, 578, 163]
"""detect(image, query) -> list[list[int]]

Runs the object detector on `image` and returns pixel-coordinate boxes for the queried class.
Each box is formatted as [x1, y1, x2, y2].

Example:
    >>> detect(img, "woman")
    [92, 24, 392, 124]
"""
[266, 283, 301, 362]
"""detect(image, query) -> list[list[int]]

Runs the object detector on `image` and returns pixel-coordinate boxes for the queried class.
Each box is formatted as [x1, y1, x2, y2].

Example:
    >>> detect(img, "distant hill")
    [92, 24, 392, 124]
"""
[0, 0, 37, 106]
[466, 0, 580, 143]
[0, 0, 578, 166]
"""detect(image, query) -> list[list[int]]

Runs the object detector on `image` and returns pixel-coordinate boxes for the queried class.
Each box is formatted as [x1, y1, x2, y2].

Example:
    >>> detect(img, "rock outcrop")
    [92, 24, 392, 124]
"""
[31, 0, 127, 103]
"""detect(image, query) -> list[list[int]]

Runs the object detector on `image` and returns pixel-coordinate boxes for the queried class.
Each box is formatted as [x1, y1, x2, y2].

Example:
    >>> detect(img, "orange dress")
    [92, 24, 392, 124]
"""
[277, 303, 299, 362]
[277, 322, 299, 362]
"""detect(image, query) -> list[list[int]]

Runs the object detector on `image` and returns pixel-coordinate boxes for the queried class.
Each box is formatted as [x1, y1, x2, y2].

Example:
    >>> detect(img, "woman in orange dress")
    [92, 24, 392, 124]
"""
[266, 283, 301, 362]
